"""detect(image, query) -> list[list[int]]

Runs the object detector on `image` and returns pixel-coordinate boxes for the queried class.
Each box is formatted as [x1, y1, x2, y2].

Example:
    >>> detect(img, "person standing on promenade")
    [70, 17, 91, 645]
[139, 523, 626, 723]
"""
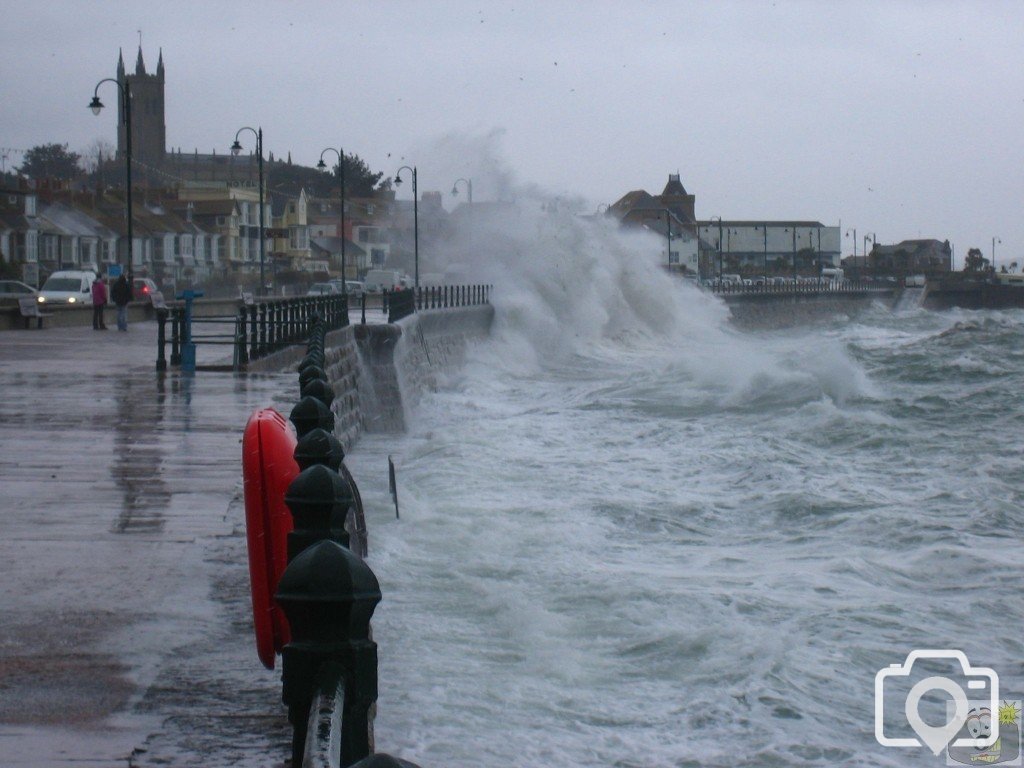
[91, 274, 108, 330]
[111, 273, 131, 331]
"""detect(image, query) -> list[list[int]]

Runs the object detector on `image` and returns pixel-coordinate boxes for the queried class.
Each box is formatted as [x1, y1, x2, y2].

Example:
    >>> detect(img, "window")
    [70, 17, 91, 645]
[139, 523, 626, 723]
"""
[289, 226, 308, 250]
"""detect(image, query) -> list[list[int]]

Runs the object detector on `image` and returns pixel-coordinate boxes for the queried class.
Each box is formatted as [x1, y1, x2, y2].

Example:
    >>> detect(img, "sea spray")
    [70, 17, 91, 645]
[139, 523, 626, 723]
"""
[346, 140, 1024, 766]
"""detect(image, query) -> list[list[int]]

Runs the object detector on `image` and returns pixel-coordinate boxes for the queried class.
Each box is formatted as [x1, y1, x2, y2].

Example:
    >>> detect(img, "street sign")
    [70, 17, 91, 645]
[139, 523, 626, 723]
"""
[108, 264, 123, 279]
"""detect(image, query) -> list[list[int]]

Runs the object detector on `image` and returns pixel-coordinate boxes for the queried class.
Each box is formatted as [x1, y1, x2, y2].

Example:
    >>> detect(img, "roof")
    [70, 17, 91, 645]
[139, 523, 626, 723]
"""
[310, 236, 366, 258]
[662, 174, 689, 197]
[39, 202, 117, 239]
[694, 220, 828, 228]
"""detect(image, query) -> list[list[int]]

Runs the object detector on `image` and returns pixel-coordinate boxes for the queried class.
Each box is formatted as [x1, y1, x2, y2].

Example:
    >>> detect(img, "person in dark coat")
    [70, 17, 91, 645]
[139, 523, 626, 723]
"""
[91, 274, 108, 330]
[111, 273, 131, 331]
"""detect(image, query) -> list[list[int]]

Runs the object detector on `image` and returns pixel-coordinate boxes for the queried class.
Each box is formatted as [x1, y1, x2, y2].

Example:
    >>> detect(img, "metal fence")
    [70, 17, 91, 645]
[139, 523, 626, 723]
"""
[385, 284, 492, 323]
[708, 280, 890, 296]
[156, 294, 349, 371]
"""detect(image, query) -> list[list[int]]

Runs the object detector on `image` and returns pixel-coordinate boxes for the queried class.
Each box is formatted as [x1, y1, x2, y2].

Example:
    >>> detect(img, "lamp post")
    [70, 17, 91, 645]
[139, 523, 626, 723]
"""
[864, 233, 876, 279]
[451, 177, 472, 204]
[394, 165, 418, 288]
[89, 78, 133, 280]
[762, 224, 768, 284]
[710, 215, 723, 279]
[662, 210, 674, 270]
[316, 148, 347, 295]
[231, 127, 265, 295]
[992, 236, 1001, 272]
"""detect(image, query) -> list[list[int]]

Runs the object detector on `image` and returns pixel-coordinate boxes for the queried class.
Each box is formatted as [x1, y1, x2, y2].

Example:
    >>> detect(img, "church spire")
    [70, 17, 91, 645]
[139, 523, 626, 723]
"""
[117, 48, 125, 80]
[156, 48, 164, 78]
[135, 46, 146, 75]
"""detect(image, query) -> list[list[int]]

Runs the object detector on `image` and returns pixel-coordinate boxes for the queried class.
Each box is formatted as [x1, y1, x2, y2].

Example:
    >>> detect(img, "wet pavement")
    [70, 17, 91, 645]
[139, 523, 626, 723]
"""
[0, 322, 304, 766]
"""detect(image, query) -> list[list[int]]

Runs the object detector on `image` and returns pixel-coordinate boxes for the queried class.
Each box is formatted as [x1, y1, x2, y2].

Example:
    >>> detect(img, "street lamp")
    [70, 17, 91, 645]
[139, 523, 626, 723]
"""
[709, 216, 723, 279]
[394, 165, 418, 288]
[316, 148, 347, 295]
[863, 232, 876, 279]
[762, 224, 768, 284]
[231, 127, 265, 294]
[89, 78, 133, 279]
[451, 177, 472, 204]
[662, 210, 674, 271]
[993, 236, 1001, 272]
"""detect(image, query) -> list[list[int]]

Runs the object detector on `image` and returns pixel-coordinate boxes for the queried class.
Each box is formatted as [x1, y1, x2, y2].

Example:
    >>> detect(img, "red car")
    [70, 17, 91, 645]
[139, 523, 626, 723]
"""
[132, 278, 159, 302]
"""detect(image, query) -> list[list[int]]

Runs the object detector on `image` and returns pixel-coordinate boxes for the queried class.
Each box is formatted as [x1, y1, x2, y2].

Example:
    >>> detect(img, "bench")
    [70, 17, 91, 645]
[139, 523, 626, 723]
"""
[18, 297, 53, 329]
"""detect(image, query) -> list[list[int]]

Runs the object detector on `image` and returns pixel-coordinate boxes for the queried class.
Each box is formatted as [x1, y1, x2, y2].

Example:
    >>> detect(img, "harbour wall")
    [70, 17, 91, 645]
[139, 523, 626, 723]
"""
[721, 290, 894, 329]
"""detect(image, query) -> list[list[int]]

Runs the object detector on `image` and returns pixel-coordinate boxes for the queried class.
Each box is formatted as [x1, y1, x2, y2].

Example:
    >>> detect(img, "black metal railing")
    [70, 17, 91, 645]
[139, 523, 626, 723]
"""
[708, 280, 890, 296]
[378, 284, 493, 324]
[156, 294, 349, 371]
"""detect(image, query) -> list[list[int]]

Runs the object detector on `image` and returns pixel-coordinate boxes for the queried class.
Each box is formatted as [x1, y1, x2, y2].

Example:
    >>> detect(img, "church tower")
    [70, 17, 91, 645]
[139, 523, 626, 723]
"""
[117, 47, 166, 169]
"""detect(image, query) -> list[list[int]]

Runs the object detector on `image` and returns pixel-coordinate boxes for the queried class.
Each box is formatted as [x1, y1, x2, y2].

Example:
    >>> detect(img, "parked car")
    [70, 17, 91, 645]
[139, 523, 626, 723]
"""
[307, 282, 338, 296]
[37, 270, 97, 305]
[345, 280, 365, 299]
[0, 280, 39, 299]
[363, 269, 404, 293]
[132, 277, 159, 302]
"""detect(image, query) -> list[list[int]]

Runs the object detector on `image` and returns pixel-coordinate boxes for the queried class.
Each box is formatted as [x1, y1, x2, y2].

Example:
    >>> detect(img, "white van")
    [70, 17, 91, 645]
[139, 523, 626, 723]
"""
[363, 269, 404, 293]
[38, 270, 98, 305]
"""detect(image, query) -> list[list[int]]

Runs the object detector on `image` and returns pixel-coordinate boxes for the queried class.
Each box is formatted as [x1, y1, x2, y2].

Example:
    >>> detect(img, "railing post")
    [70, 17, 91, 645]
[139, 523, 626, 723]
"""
[276, 540, 381, 768]
[249, 304, 258, 360]
[236, 305, 249, 367]
[156, 308, 168, 371]
[258, 303, 268, 357]
[360, 293, 366, 325]
[170, 307, 181, 366]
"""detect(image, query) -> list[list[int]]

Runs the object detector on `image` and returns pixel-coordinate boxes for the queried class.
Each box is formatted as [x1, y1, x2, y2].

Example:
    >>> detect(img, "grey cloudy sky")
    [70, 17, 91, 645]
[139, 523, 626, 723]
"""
[3, 1, 1022, 265]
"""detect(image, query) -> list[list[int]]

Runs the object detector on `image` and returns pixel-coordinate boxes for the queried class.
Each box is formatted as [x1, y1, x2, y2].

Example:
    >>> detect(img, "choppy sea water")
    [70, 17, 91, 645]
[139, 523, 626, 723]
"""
[346, 290, 1024, 767]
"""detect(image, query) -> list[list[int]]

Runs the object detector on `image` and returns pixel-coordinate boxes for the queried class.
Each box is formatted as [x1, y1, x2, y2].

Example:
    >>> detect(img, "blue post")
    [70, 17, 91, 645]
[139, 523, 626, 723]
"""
[175, 289, 205, 373]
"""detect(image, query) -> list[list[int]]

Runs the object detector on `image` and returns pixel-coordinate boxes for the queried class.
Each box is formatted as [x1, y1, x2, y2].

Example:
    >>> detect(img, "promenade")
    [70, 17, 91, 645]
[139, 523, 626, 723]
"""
[0, 322, 299, 766]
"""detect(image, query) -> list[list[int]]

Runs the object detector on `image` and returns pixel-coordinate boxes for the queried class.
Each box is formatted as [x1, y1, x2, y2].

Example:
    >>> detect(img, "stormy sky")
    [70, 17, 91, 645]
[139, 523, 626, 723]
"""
[2, 1, 1021, 266]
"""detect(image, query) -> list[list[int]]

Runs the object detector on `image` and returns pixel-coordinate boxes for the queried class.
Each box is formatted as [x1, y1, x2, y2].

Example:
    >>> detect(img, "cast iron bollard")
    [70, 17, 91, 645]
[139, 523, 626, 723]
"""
[299, 364, 328, 389]
[276, 540, 381, 768]
[293, 428, 368, 559]
[290, 396, 336, 438]
[294, 428, 345, 473]
[347, 756, 421, 768]
[283, 463, 353, 557]
[301, 378, 335, 407]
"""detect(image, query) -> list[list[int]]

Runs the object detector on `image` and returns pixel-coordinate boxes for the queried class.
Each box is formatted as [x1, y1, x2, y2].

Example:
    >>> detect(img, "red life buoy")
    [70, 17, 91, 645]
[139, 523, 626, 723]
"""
[242, 408, 299, 669]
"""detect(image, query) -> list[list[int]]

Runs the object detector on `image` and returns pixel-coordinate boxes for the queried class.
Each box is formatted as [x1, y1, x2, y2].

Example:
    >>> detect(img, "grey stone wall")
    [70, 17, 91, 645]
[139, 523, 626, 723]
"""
[354, 306, 494, 433]
[722, 291, 891, 329]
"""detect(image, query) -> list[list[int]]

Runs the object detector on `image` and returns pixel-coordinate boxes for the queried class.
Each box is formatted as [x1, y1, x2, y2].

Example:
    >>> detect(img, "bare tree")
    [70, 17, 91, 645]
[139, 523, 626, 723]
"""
[79, 138, 117, 174]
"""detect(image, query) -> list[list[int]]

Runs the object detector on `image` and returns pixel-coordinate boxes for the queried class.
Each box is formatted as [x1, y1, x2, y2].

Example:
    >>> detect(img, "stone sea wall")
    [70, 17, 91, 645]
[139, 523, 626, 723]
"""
[250, 305, 495, 447]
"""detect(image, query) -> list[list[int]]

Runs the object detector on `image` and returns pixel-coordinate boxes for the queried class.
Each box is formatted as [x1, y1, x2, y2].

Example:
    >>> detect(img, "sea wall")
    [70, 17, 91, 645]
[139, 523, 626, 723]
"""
[355, 305, 495, 432]
[722, 291, 893, 329]
[249, 305, 494, 446]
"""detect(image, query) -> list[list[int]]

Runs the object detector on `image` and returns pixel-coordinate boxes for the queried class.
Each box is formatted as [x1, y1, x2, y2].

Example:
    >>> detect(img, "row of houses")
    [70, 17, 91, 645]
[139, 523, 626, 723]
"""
[0, 180, 417, 289]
